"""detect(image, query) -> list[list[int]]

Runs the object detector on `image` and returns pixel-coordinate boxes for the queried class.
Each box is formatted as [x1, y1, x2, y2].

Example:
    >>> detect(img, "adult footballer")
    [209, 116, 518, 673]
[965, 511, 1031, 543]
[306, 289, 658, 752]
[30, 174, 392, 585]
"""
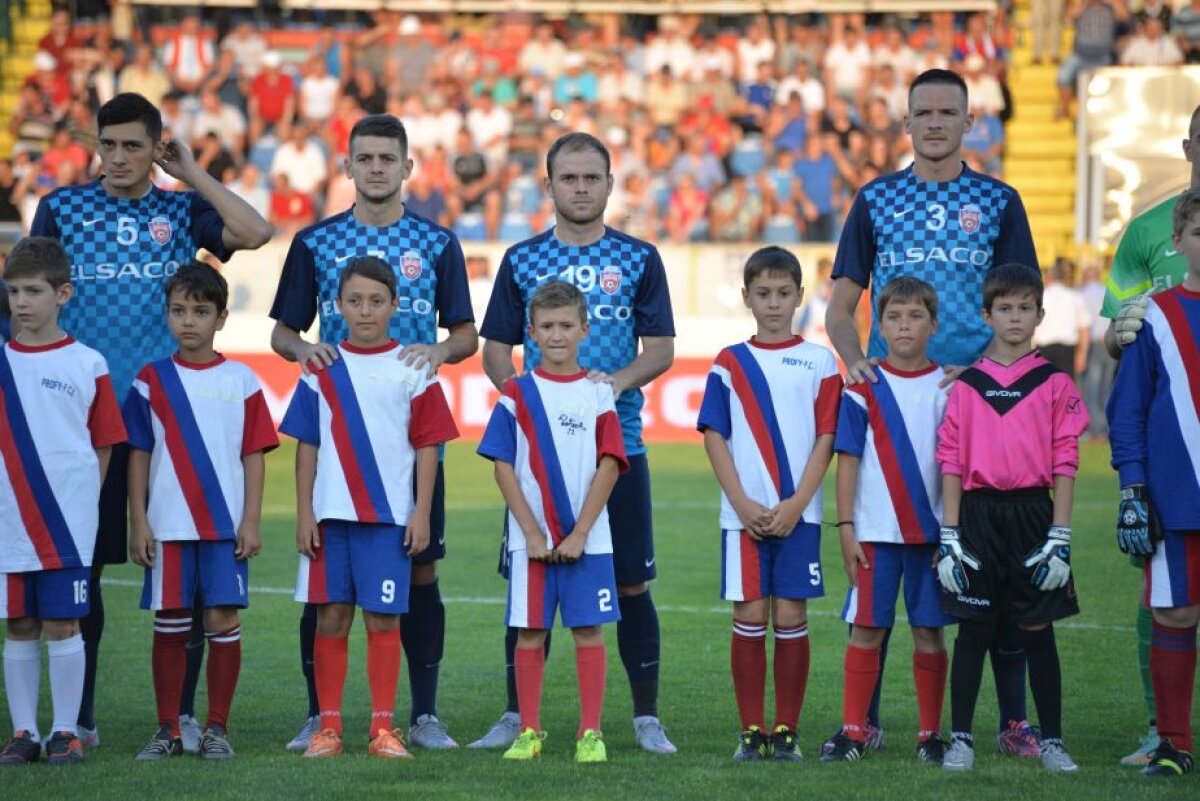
[476, 132, 677, 754]
[269, 114, 478, 752]
[29, 92, 272, 746]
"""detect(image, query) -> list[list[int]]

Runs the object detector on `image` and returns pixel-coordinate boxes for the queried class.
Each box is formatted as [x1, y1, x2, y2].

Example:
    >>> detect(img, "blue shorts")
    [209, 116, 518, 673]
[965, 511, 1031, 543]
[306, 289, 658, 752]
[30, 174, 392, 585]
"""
[719, 523, 824, 601]
[841, 542, 953, 629]
[141, 540, 249, 611]
[295, 521, 411, 614]
[1, 566, 92, 620]
[507, 553, 621, 630]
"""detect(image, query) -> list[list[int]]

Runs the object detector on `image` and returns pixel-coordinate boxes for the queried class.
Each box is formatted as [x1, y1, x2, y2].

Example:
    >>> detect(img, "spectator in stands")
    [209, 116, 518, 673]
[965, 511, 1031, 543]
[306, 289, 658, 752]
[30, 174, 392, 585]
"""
[736, 18, 776, 86]
[519, 23, 567, 80]
[159, 90, 194, 146]
[354, 10, 392, 77]
[0, 160, 22, 224]
[645, 16, 696, 78]
[195, 130, 237, 182]
[962, 54, 1005, 117]
[962, 99, 1006, 177]
[1035, 258, 1091, 379]
[404, 170, 449, 226]
[222, 19, 267, 79]
[508, 96, 544, 173]
[598, 50, 645, 107]
[792, 135, 839, 241]
[1120, 16, 1183, 65]
[1176, 0, 1200, 62]
[8, 85, 56, 156]
[744, 60, 777, 120]
[796, 257, 835, 350]
[1058, 0, 1127, 119]
[325, 95, 364, 160]
[553, 52, 598, 106]
[1077, 258, 1114, 438]
[670, 134, 725, 193]
[193, 88, 246, 156]
[870, 63, 908, 120]
[344, 64, 386, 115]
[765, 92, 809, 153]
[298, 56, 340, 125]
[388, 14, 436, 96]
[28, 51, 71, 108]
[956, 11, 1007, 66]
[39, 125, 89, 179]
[163, 12, 214, 96]
[764, 149, 799, 210]
[269, 172, 316, 237]
[38, 11, 82, 78]
[821, 95, 863, 152]
[777, 21, 822, 77]
[646, 66, 689, 129]
[1031, 0, 1068, 63]
[875, 24, 918, 82]
[689, 55, 737, 116]
[248, 52, 295, 142]
[665, 171, 708, 242]
[230, 162, 270, 219]
[449, 127, 496, 213]
[466, 91, 513, 169]
[1137, 0, 1173, 30]
[823, 26, 872, 103]
[310, 28, 347, 82]
[270, 123, 327, 199]
[709, 173, 765, 242]
[205, 48, 246, 114]
[776, 58, 825, 116]
[472, 58, 518, 106]
[861, 96, 900, 141]
[118, 44, 171, 107]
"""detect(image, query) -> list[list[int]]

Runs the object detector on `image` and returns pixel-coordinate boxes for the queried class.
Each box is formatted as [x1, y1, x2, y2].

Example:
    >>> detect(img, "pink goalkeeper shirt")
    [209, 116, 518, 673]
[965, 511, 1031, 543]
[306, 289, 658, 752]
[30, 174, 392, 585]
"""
[936, 350, 1089, 491]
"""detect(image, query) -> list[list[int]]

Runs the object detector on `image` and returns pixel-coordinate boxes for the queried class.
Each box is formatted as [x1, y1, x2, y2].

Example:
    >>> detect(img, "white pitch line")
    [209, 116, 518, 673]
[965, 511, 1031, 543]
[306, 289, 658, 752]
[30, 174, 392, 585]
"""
[101, 578, 1132, 632]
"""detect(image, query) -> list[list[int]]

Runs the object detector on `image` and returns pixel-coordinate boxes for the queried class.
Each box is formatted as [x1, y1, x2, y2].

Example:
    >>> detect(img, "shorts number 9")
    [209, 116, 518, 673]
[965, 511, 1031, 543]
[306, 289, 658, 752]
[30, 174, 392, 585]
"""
[381, 580, 396, 604]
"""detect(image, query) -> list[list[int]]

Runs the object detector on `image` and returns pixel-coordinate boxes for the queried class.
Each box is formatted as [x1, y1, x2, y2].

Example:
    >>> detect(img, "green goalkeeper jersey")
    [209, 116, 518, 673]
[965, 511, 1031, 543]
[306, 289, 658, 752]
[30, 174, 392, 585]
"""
[1101, 193, 1189, 318]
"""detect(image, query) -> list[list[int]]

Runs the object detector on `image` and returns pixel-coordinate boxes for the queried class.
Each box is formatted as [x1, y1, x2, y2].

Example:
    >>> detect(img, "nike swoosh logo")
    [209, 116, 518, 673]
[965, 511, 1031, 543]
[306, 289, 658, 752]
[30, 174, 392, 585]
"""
[335, 253, 355, 264]
[893, 207, 913, 219]
[83, 217, 104, 227]
[536, 271, 560, 283]
[438, 536, 445, 546]
[639, 660, 659, 669]
[644, 558, 655, 568]
[1164, 248, 1179, 257]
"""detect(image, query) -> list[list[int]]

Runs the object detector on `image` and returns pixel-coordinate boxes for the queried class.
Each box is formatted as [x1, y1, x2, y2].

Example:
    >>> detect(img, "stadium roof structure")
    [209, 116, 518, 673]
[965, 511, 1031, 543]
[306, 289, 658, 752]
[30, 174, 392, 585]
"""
[136, 0, 997, 12]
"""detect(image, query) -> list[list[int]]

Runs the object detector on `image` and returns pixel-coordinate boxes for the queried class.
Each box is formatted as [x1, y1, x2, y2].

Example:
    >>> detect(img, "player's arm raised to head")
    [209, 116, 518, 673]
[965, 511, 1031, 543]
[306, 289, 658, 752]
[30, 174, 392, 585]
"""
[295, 442, 320, 558]
[156, 138, 273, 249]
[493, 459, 551, 560]
[127, 448, 155, 567]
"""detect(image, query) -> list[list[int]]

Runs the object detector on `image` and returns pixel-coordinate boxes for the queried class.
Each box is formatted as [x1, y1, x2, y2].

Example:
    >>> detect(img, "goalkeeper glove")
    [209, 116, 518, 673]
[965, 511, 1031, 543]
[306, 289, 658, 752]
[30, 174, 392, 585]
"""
[1116, 485, 1161, 556]
[1024, 525, 1073, 591]
[1113, 295, 1150, 347]
[937, 526, 981, 595]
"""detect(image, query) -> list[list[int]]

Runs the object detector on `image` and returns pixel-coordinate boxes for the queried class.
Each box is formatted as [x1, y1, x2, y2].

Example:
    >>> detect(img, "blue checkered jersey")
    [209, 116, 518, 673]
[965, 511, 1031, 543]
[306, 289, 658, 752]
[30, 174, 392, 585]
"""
[479, 227, 675, 455]
[832, 165, 1038, 366]
[269, 208, 474, 346]
[30, 180, 232, 401]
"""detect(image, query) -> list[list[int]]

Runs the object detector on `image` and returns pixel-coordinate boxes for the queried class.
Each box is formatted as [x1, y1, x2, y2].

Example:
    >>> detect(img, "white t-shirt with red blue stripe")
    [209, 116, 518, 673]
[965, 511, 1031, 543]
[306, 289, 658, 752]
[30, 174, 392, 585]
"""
[697, 336, 842, 530]
[0, 337, 126, 572]
[478, 369, 629, 554]
[833, 363, 947, 545]
[123, 355, 280, 542]
[279, 341, 459, 526]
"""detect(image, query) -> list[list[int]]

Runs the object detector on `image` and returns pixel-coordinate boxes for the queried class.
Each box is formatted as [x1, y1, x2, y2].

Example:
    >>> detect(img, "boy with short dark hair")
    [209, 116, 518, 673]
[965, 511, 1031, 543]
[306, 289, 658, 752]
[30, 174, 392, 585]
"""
[1107, 188, 1200, 779]
[478, 280, 628, 763]
[0, 236, 126, 765]
[281, 257, 459, 760]
[697, 246, 842, 762]
[937, 262, 1089, 774]
[124, 261, 278, 760]
[825, 277, 953, 765]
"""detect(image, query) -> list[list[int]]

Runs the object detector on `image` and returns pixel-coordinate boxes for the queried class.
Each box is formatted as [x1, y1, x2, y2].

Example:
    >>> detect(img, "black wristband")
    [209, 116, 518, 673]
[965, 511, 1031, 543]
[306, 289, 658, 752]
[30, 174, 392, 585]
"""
[834, 520, 855, 528]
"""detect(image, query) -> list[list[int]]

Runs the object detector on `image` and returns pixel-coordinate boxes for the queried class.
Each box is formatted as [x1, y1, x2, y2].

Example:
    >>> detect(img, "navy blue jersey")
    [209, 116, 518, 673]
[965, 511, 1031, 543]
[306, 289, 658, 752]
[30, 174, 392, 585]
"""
[31, 180, 231, 401]
[833, 164, 1038, 366]
[269, 208, 474, 346]
[480, 227, 675, 455]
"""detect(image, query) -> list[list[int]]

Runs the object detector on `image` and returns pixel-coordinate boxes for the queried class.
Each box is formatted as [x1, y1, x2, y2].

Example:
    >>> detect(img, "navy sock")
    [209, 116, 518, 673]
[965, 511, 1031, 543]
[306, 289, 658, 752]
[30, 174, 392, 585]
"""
[505, 626, 552, 714]
[617, 590, 660, 718]
[1021, 626, 1062, 740]
[991, 620, 1029, 730]
[300, 603, 319, 718]
[866, 627, 892, 728]
[179, 604, 206, 718]
[950, 619, 996, 736]
[77, 565, 104, 729]
[403, 580, 445, 724]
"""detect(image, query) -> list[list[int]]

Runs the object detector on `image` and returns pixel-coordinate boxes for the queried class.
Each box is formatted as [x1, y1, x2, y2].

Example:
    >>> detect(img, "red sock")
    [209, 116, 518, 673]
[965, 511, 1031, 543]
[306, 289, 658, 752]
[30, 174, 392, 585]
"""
[1150, 621, 1197, 753]
[842, 644, 880, 740]
[152, 612, 191, 737]
[314, 633, 348, 735]
[204, 626, 242, 730]
[366, 629, 401, 736]
[515, 646, 545, 732]
[731, 620, 766, 730]
[913, 650, 948, 740]
[575, 644, 607, 737]
[773, 624, 810, 732]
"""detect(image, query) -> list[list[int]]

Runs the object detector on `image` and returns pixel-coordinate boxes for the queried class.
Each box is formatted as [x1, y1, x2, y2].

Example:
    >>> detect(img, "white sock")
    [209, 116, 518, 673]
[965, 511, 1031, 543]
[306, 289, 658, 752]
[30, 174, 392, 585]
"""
[47, 634, 85, 736]
[3, 638, 41, 742]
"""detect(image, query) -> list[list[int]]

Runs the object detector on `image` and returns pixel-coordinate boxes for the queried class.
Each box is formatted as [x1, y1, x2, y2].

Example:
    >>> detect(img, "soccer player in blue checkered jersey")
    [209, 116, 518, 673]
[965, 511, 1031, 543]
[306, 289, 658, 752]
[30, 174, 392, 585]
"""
[824, 68, 1043, 759]
[29, 92, 272, 749]
[477, 132, 677, 753]
[269, 114, 478, 751]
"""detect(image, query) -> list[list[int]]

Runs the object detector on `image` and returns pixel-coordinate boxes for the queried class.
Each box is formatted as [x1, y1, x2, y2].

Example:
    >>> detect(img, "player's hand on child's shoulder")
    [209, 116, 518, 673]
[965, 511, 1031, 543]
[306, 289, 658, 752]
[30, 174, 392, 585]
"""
[235, 521, 262, 560]
[129, 522, 155, 568]
[399, 342, 449, 377]
[586, 370, 621, 398]
[296, 341, 340, 376]
[296, 515, 321, 558]
[844, 357, 881, 386]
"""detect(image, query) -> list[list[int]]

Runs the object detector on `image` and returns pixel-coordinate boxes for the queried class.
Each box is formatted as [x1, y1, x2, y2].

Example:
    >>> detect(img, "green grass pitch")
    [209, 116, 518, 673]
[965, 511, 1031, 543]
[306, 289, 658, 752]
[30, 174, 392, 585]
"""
[1, 440, 1194, 800]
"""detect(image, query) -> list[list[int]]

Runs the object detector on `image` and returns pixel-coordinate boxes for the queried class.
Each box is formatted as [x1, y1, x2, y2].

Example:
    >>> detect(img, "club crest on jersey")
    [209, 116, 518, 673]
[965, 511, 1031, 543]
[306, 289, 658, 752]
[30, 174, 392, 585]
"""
[958, 205, 981, 234]
[600, 266, 622, 295]
[401, 251, 424, 281]
[149, 216, 173, 245]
